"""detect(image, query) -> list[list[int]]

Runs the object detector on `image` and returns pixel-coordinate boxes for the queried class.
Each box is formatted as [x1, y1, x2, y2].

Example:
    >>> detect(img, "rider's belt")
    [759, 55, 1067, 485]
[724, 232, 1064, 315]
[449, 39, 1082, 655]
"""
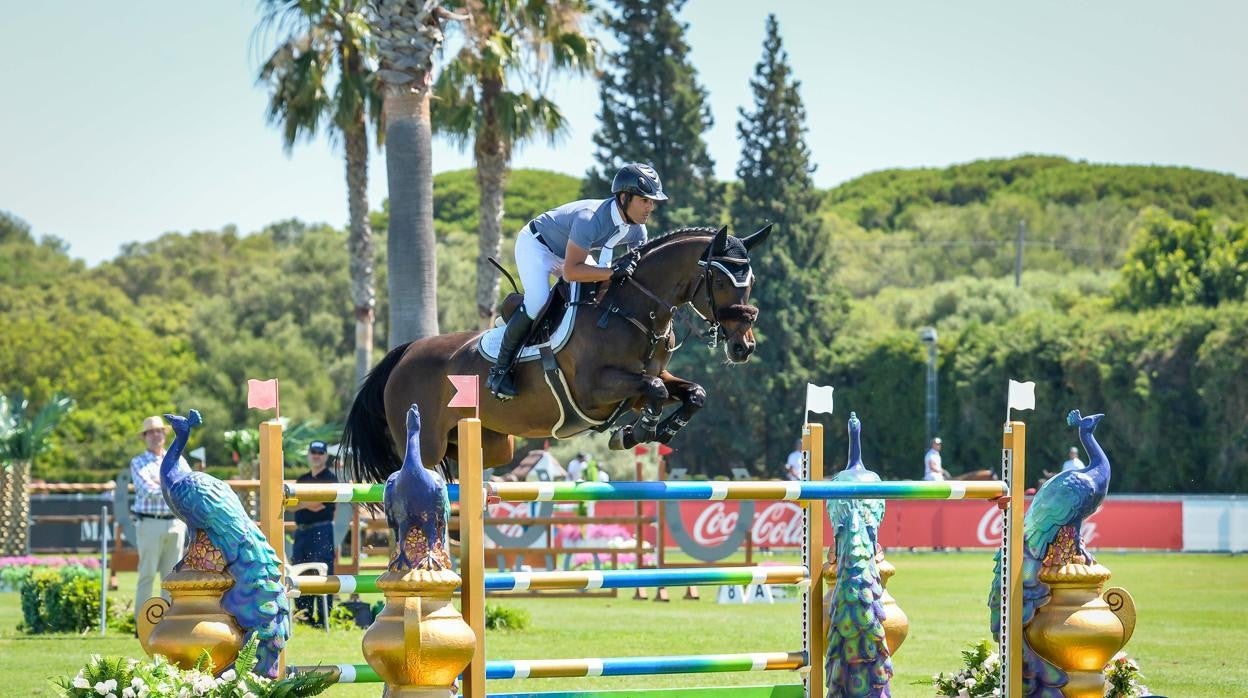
[528, 221, 554, 252]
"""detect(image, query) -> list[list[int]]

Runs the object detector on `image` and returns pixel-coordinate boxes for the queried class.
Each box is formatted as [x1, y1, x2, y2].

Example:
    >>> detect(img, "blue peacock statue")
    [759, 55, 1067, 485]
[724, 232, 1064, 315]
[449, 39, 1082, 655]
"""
[825, 412, 892, 698]
[385, 405, 453, 572]
[160, 410, 290, 678]
[989, 409, 1111, 697]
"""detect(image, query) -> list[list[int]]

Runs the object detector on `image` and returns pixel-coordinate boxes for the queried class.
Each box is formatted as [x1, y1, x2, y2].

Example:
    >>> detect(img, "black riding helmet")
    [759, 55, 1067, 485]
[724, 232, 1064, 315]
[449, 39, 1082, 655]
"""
[611, 163, 669, 201]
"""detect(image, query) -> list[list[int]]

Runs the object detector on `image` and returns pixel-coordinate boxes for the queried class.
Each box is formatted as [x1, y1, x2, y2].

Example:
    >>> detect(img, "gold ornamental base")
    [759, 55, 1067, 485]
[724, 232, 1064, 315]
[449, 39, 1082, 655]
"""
[138, 569, 244, 673]
[1025, 560, 1136, 698]
[362, 568, 476, 697]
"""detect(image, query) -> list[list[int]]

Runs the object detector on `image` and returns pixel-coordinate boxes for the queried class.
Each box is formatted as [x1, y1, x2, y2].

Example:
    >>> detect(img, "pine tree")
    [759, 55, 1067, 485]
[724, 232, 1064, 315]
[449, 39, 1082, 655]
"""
[584, 0, 720, 231]
[666, 14, 846, 475]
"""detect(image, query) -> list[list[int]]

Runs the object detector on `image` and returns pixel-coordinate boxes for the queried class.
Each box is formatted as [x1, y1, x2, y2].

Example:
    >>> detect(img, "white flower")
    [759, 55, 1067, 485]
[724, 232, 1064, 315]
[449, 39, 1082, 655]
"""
[965, 677, 976, 687]
[218, 669, 236, 682]
[122, 689, 134, 698]
[95, 679, 118, 695]
[73, 675, 90, 689]
[992, 689, 1002, 697]
[106, 694, 116, 698]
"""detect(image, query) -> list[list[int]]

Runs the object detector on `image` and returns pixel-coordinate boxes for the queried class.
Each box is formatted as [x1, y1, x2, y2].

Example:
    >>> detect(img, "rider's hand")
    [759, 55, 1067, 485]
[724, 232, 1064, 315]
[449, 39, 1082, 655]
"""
[610, 255, 637, 282]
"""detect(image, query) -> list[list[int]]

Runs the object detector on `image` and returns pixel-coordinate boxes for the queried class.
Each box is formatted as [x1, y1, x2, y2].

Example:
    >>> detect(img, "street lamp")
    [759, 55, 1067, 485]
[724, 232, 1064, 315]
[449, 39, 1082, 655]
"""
[919, 327, 939, 446]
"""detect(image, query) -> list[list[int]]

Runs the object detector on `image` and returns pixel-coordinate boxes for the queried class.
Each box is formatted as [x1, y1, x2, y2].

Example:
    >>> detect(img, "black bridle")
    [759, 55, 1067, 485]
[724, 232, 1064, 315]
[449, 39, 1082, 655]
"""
[603, 245, 758, 358]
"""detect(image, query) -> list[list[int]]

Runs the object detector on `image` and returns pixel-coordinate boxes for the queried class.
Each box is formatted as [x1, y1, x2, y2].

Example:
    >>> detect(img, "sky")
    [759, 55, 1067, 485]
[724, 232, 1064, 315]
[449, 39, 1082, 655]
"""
[3, 1, 1247, 266]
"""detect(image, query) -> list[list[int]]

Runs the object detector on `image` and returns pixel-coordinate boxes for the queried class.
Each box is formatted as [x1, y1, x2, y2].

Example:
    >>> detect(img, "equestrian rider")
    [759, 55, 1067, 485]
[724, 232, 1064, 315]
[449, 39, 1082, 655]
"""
[486, 163, 668, 400]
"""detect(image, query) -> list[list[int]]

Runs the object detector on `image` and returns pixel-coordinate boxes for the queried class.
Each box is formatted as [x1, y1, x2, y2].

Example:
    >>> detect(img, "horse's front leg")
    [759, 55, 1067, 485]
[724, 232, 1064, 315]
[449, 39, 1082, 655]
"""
[654, 371, 705, 444]
[598, 368, 669, 450]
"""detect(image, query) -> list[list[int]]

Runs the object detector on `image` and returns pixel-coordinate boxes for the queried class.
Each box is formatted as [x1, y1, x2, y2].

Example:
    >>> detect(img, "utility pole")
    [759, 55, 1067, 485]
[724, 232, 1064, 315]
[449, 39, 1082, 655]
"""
[919, 327, 939, 445]
[1014, 219, 1026, 288]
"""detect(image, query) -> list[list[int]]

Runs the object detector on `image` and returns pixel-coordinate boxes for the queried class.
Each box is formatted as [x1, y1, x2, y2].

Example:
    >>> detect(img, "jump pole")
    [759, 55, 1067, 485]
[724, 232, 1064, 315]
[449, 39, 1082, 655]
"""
[802, 422, 825, 698]
[459, 417, 487, 698]
[257, 419, 286, 676]
[1001, 422, 1025, 696]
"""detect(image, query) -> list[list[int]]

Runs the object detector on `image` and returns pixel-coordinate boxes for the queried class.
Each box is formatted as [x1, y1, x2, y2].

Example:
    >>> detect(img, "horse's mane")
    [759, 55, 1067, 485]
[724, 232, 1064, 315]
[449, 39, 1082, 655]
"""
[636, 226, 721, 257]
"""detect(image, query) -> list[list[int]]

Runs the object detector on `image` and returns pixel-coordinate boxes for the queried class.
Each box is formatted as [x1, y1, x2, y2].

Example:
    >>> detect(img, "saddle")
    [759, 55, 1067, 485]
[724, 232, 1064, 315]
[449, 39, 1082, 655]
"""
[478, 280, 597, 365]
[478, 280, 622, 439]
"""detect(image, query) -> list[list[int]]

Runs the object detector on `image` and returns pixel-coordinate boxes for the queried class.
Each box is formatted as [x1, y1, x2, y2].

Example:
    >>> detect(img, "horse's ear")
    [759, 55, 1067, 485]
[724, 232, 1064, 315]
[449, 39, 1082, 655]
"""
[741, 223, 773, 252]
[712, 225, 729, 256]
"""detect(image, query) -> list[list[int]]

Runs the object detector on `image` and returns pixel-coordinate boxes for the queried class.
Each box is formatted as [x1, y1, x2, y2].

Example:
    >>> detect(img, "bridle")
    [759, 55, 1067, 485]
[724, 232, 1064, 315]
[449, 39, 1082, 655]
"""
[598, 239, 758, 360]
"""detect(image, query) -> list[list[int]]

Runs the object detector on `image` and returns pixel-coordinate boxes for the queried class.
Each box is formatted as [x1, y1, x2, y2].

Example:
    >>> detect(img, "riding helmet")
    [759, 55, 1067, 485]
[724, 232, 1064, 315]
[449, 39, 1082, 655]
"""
[611, 163, 669, 201]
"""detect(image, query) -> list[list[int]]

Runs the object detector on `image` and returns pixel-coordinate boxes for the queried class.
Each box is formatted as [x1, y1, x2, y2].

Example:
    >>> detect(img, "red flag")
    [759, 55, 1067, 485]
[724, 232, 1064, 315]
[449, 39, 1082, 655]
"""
[633, 445, 650, 455]
[658, 444, 675, 456]
[447, 375, 479, 411]
[247, 378, 279, 415]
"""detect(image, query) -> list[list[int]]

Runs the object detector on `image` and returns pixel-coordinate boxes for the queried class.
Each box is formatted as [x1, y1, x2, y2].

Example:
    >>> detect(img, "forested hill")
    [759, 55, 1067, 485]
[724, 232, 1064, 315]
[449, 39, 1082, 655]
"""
[3, 156, 1247, 493]
[827, 155, 1248, 231]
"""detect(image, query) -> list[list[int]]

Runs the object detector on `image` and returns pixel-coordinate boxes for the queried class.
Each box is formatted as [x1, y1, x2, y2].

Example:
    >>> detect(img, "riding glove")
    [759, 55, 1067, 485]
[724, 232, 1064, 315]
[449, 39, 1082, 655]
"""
[610, 255, 638, 282]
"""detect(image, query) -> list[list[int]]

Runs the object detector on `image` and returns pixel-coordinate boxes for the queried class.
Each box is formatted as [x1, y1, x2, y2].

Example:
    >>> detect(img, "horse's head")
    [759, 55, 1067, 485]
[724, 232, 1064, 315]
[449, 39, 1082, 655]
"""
[693, 224, 770, 363]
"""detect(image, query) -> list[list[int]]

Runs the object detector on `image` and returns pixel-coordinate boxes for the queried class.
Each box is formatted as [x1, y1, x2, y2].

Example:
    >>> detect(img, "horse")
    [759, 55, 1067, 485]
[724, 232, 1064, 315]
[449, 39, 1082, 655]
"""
[343, 225, 771, 485]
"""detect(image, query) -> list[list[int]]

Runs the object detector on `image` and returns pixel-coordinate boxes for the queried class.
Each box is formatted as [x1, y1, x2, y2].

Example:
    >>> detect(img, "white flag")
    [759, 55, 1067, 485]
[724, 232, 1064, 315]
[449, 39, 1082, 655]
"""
[806, 383, 835, 416]
[1007, 379, 1036, 411]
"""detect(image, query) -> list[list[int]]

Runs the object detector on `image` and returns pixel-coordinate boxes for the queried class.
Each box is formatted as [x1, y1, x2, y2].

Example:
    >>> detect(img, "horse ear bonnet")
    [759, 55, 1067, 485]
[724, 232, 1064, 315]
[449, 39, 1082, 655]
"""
[712, 236, 754, 287]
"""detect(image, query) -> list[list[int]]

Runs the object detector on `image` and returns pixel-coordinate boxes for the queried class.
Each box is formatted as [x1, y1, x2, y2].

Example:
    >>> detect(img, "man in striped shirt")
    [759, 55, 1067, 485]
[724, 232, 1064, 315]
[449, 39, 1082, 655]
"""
[130, 415, 188, 623]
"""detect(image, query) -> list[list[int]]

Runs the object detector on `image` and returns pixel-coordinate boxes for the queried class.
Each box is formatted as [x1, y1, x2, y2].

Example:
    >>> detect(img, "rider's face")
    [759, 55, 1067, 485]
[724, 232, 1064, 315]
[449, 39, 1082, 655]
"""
[625, 195, 657, 224]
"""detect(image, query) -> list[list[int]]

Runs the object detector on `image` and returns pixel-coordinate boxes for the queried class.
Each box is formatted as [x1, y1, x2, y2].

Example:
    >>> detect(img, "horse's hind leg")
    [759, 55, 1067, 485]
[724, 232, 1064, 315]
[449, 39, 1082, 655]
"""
[654, 371, 705, 444]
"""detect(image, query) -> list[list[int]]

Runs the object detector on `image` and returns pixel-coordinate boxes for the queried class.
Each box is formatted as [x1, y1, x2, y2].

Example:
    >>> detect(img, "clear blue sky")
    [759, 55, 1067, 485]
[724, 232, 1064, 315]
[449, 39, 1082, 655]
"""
[3, 1, 1246, 266]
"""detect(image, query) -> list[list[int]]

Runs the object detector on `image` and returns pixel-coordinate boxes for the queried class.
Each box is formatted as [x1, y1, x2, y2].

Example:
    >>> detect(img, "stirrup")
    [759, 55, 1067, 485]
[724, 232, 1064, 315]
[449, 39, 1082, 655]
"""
[487, 367, 518, 400]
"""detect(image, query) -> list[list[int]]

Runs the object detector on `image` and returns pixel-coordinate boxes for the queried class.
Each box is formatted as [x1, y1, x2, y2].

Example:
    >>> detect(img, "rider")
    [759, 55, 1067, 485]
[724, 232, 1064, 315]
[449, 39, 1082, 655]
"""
[486, 163, 668, 400]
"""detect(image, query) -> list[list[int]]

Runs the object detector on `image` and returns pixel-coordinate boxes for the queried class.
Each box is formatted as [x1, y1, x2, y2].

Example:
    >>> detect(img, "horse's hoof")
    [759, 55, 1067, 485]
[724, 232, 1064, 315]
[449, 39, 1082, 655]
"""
[608, 428, 628, 450]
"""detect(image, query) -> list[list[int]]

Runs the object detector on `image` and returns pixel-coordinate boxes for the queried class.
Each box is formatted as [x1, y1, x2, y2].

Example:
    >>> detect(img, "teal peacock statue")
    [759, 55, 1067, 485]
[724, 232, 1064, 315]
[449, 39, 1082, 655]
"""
[989, 409, 1111, 697]
[160, 410, 291, 678]
[824, 412, 892, 697]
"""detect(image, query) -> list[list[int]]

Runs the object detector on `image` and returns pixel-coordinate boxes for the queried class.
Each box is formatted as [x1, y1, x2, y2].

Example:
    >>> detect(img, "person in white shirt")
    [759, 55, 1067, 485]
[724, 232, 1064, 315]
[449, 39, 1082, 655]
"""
[1060, 446, 1085, 472]
[923, 437, 944, 481]
[783, 440, 803, 480]
[566, 453, 590, 482]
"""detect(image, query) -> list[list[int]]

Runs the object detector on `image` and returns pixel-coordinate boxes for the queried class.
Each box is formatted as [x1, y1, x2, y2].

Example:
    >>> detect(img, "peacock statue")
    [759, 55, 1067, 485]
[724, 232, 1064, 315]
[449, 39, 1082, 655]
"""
[160, 410, 290, 678]
[989, 409, 1111, 697]
[385, 404, 453, 572]
[825, 412, 892, 698]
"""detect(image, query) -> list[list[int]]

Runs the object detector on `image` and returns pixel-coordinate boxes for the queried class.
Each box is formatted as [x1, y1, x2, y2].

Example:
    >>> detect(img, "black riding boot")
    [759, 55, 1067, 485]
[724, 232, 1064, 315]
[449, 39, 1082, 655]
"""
[486, 312, 533, 400]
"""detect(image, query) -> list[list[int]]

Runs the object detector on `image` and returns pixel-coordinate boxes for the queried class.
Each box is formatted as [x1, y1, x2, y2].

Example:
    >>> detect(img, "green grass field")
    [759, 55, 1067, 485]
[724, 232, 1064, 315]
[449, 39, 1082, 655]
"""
[2, 553, 1245, 696]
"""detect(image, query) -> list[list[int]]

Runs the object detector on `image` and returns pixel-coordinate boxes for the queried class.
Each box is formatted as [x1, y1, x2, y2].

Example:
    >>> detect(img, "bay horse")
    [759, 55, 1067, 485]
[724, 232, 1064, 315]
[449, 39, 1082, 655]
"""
[343, 225, 770, 485]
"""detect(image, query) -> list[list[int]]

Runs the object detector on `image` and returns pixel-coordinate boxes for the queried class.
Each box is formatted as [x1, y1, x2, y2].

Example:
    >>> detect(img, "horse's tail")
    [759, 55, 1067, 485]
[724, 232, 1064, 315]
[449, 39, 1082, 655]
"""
[342, 342, 410, 485]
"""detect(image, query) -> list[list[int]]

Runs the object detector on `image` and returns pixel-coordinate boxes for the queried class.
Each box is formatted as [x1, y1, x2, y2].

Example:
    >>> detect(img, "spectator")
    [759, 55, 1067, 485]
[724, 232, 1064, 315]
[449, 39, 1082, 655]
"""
[292, 440, 336, 626]
[130, 416, 188, 625]
[784, 440, 803, 480]
[923, 437, 944, 481]
[567, 452, 590, 482]
[1060, 446, 1085, 472]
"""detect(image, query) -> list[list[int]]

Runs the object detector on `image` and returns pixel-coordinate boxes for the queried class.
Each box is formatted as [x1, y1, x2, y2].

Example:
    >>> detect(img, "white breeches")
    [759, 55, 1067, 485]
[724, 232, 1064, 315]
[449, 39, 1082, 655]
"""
[515, 229, 565, 320]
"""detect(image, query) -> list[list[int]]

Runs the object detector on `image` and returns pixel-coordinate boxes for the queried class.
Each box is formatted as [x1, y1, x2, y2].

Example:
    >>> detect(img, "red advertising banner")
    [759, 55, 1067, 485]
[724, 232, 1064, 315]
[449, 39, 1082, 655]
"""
[591, 497, 1183, 554]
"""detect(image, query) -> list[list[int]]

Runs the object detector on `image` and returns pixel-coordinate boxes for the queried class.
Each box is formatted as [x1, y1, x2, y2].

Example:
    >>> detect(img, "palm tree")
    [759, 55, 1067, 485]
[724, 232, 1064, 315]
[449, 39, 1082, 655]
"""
[433, 1, 597, 327]
[372, 0, 465, 346]
[0, 393, 74, 556]
[257, 0, 383, 389]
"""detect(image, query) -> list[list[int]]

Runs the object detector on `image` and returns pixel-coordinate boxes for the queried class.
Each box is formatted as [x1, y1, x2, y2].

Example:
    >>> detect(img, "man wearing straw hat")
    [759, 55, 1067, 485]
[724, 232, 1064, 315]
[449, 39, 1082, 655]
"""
[129, 415, 188, 624]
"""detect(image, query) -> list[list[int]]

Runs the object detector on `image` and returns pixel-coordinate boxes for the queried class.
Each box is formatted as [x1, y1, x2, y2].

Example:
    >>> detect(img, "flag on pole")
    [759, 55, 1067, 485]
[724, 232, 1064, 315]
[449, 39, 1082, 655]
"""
[805, 383, 835, 419]
[1007, 379, 1036, 412]
[447, 375, 480, 418]
[247, 378, 279, 417]
[658, 444, 674, 457]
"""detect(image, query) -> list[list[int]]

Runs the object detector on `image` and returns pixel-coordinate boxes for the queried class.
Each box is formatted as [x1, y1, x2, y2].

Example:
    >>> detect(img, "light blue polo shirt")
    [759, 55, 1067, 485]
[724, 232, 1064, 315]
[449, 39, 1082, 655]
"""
[530, 198, 647, 264]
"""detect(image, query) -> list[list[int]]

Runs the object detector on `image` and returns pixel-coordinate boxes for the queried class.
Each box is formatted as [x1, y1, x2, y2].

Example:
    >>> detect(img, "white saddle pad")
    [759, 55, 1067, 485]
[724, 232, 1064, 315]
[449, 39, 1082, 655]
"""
[478, 284, 583, 363]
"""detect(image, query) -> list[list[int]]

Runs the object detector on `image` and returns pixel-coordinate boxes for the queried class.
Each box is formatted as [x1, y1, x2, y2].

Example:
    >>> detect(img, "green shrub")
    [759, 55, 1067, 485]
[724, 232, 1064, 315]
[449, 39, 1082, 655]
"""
[484, 603, 529, 631]
[18, 565, 110, 634]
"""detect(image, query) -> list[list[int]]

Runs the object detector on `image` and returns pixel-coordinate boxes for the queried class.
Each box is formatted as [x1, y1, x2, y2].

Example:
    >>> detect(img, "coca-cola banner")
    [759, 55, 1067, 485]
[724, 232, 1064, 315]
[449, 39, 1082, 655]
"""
[593, 497, 1183, 559]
